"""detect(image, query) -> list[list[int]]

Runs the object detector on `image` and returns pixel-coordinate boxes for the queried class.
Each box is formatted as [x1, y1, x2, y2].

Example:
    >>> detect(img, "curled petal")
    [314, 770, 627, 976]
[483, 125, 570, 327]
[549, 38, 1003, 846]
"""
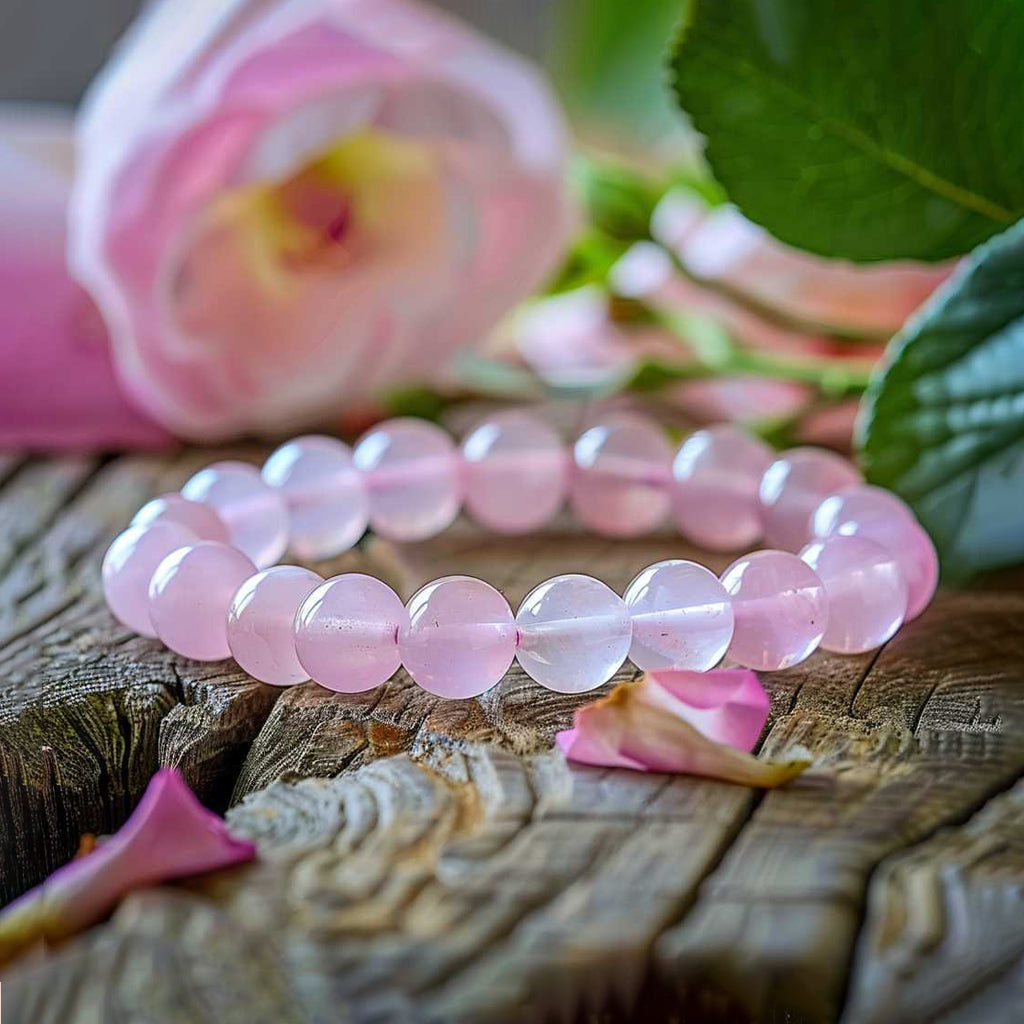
[556, 670, 809, 786]
[0, 768, 254, 966]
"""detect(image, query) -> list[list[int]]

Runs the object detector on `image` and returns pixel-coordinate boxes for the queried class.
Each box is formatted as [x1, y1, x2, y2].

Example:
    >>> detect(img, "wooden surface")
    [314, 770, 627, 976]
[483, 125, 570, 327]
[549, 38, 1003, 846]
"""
[1, 449, 1023, 1024]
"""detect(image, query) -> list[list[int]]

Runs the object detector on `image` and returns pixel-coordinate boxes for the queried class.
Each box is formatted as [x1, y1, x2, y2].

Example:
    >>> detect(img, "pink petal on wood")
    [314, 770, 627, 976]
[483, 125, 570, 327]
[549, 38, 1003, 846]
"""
[556, 670, 809, 786]
[0, 768, 254, 966]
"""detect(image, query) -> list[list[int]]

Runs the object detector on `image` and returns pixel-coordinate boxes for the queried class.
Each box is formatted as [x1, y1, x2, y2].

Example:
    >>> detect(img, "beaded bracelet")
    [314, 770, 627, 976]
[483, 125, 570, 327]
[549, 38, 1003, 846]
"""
[102, 413, 938, 699]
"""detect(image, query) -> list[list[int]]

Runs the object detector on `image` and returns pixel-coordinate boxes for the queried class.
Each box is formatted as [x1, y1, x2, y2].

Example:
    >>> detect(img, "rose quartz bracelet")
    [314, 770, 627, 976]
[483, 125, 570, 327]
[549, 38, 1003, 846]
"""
[102, 413, 938, 698]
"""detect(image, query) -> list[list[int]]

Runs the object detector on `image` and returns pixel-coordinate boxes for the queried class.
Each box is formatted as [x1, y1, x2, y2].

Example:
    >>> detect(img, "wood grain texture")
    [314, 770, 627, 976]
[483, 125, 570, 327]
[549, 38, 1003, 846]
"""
[1, 449, 1022, 1024]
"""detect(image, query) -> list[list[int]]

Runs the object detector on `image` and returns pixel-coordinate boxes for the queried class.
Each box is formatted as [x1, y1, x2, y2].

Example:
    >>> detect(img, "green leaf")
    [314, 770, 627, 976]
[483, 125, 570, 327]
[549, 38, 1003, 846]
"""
[670, 0, 1024, 261]
[551, 0, 693, 151]
[859, 219, 1024, 579]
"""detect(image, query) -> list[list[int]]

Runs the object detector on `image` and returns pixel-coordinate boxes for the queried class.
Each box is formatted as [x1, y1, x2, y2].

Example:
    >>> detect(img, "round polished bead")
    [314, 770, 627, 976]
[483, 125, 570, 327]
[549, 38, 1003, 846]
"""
[672, 426, 774, 551]
[461, 412, 567, 533]
[131, 493, 229, 542]
[181, 461, 289, 568]
[148, 541, 257, 661]
[261, 435, 368, 559]
[102, 522, 198, 637]
[624, 559, 734, 671]
[811, 484, 917, 540]
[516, 574, 632, 693]
[811, 485, 937, 620]
[226, 565, 323, 685]
[295, 574, 408, 693]
[399, 576, 516, 698]
[353, 418, 461, 542]
[799, 535, 907, 654]
[570, 414, 673, 537]
[758, 447, 863, 552]
[720, 550, 828, 671]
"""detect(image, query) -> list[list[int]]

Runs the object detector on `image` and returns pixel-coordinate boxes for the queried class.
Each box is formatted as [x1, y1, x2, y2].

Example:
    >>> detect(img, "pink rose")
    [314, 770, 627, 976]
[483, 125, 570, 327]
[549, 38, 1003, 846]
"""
[0, 106, 170, 450]
[70, 0, 572, 439]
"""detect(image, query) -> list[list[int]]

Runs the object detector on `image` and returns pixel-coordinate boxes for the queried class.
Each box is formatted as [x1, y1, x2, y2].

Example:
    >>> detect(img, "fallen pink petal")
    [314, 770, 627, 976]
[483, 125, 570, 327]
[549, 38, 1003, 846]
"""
[0, 768, 255, 966]
[556, 670, 810, 786]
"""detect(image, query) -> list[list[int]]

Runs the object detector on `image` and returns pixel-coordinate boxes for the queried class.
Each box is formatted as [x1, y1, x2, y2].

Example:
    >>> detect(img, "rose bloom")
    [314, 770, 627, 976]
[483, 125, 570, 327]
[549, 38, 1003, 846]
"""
[69, 0, 572, 439]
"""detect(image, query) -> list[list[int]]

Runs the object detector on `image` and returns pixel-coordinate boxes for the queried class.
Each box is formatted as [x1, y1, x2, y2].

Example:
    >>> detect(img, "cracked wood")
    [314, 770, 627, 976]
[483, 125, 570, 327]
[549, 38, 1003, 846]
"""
[0, 449, 1023, 1024]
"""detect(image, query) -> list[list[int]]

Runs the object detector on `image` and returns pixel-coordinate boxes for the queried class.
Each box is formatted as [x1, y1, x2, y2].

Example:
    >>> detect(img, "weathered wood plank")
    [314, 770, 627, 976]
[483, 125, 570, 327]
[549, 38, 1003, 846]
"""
[1, 449, 1023, 1024]
[843, 776, 1024, 1024]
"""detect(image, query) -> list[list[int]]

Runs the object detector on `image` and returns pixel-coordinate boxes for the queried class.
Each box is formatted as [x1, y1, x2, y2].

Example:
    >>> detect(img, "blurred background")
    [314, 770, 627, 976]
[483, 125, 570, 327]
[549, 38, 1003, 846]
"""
[0, 0, 687, 154]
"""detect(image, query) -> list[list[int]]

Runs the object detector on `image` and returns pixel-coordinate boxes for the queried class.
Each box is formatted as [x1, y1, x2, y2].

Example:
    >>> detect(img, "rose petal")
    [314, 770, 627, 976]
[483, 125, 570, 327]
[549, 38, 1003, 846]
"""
[0, 768, 254, 966]
[556, 671, 809, 786]
[0, 105, 170, 450]
[653, 197, 952, 337]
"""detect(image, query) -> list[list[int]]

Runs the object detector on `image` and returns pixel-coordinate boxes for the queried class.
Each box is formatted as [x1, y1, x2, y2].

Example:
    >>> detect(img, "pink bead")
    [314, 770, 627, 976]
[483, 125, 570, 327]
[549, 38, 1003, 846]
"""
[399, 576, 516, 698]
[353, 418, 461, 542]
[181, 461, 288, 568]
[672, 426, 774, 550]
[720, 550, 828, 671]
[148, 542, 257, 661]
[226, 565, 323, 685]
[799, 535, 907, 654]
[262, 436, 368, 559]
[886, 522, 938, 621]
[811, 485, 937, 620]
[624, 559, 734, 671]
[294, 574, 408, 693]
[131, 493, 229, 542]
[571, 413, 674, 537]
[811, 484, 917, 539]
[461, 412, 567, 533]
[516, 574, 632, 693]
[758, 447, 863, 551]
[102, 522, 198, 637]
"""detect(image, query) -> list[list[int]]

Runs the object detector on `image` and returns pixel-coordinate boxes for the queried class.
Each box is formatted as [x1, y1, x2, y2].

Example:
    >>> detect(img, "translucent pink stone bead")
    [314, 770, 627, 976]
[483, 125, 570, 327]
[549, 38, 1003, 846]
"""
[570, 413, 673, 537]
[799, 535, 907, 654]
[758, 447, 863, 551]
[811, 485, 938, 620]
[461, 412, 567, 533]
[720, 550, 828, 671]
[623, 559, 734, 671]
[812, 484, 917, 540]
[102, 522, 198, 637]
[672, 426, 774, 550]
[181, 461, 288, 568]
[148, 541, 257, 661]
[261, 436, 368, 559]
[226, 565, 323, 685]
[399, 576, 516, 698]
[131, 493, 229, 543]
[294, 574, 408, 693]
[516, 574, 632, 693]
[353, 418, 461, 542]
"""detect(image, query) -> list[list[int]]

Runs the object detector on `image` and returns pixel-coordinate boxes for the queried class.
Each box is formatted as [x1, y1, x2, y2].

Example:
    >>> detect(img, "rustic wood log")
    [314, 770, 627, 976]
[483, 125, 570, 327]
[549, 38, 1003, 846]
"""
[1, 449, 1022, 1024]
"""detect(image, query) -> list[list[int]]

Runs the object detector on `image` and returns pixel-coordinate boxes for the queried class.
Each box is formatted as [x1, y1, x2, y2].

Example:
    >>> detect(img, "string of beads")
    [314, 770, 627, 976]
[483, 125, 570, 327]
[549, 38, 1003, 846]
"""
[102, 413, 938, 698]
